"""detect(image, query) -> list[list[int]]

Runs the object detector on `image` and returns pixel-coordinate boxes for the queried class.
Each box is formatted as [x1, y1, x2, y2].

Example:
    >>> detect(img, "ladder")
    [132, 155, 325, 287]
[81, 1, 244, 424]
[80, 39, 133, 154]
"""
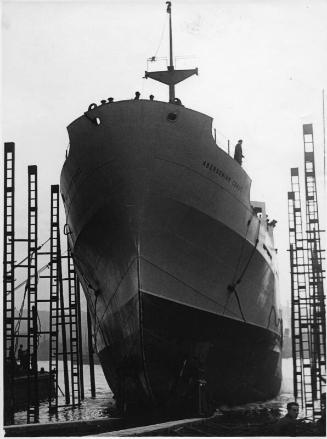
[303, 124, 326, 419]
[48, 184, 70, 409]
[76, 279, 85, 400]
[3, 142, 16, 424]
[66, 245, 81, 406]
[48, 185, 60, 411]
[57, 210, 70, 406]
[26, 165, 39, 423]
[288, 168, 313, 416]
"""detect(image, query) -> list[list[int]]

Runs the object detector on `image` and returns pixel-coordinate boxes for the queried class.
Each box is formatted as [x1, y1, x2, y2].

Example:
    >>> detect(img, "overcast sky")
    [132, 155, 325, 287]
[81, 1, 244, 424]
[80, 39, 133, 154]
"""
[2, 0, 327, 312]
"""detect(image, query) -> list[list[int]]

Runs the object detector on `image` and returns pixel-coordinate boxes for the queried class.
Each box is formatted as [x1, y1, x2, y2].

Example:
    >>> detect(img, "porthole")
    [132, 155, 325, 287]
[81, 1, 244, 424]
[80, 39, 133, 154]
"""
[167, 112, 177, 122]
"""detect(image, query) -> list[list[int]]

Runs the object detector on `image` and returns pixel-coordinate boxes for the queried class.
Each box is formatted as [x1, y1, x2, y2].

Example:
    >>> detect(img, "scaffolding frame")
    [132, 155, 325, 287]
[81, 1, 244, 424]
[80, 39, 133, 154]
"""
[3, 143, 16, 424]
[3, 149, 89, 424]
[26, 165, 39, 423]
[66, 244, 82, 406]
[288, 168, 314, 414]
[288, 124, 326, 420]
[76, 279, 85, 400]
[48, 185, 61, 410]
[303, 124, 326, 418]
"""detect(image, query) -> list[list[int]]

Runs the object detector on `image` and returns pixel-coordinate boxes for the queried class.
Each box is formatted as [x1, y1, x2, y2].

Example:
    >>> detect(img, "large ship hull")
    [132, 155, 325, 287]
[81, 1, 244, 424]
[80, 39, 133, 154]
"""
[60, 99, 282, 413]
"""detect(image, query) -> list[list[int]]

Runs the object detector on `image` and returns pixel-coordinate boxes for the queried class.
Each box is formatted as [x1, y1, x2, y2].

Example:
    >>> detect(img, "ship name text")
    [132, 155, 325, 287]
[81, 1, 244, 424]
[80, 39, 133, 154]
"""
[202, 160, 243, 193]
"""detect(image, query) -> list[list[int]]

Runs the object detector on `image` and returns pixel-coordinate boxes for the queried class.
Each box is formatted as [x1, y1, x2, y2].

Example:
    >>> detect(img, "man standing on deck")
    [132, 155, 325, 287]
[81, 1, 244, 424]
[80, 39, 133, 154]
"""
[234, 139, 244, 165]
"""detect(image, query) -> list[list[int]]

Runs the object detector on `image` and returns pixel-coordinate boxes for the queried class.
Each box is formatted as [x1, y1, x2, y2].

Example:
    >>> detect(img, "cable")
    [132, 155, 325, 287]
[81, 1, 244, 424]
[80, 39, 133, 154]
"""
[230, 286, 247, 323]
[14, 283, 29, 351]
[12, 237, 50, 270]
[235, 218, 261, 287]
[10, 248, 68, 294]
[323, 89, 326, 191]
[223, 219, 261, 320]
[92, 293, 99, 352]
[92, 255, 139, 329]
[231, 217, 253, 285]
[9, 262, 50, 294]
[152, 13, 168, 59]
[267, 305, 283, 331]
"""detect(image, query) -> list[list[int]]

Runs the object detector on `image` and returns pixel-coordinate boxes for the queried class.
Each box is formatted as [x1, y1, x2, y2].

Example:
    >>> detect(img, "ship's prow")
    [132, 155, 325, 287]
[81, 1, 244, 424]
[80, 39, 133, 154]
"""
[60, 2, 282, 415]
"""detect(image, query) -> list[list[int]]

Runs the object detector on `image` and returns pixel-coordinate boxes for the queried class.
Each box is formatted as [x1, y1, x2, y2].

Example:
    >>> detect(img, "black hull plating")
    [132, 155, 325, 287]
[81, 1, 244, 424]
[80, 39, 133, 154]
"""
[98, 293, 281, 414]
[60, 100, 283, 415]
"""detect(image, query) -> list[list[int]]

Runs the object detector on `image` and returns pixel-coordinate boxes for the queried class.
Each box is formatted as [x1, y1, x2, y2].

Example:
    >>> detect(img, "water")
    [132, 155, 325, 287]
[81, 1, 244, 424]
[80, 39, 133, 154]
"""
[14, 361, 115, 425]
[13, 358, 295, 425]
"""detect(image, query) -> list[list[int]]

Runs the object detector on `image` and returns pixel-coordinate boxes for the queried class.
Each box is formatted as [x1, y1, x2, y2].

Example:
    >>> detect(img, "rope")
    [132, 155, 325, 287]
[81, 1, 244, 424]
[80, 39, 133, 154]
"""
[14, 283, 29, 350]
[10, 248, 68, 294]
[231, 218, 253, 285]
[92, 293, 99, 352]
[229, 286, 247, 323]
[92, 256, 139, 328]
[71, 252, 106, 350]
[267, 305, 283, 331]
[152, 13, 168, 59]
[12, 237, 50, 271]
[224, 219, 261, 322]
[14, 286, 42, 350]
[142, 256, 237, 313]
[235, 236, 260, 286]
[10, 262, 50, 294]
[234, 218, 261, 286]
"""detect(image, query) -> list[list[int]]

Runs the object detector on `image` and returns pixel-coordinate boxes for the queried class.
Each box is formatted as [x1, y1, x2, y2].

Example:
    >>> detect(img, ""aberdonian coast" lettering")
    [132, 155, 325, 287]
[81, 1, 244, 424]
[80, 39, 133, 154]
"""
[202, 160, 243, 193]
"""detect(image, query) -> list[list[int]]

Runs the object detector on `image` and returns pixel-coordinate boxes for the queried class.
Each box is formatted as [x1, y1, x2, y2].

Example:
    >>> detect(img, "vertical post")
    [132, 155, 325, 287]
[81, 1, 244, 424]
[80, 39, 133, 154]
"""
[166, 2, 175, 102]
[87, 309, 96, 397]
[57, 235, 70, 405]
[3, 142, 15, 425]
[67, 245, 81, 406]
[167, 1, 173, 68]
[289, 244, 297, 400]
[323, 89, 326, 190]
[27, 165, 39, 424]
[228, 140, 230, 156]
[303, 123, 326, 419]
[49, 185, 60, 411]
[76, 280, 85, 400]
[288, 169, 314, 415]
[32, 306, 39, 422]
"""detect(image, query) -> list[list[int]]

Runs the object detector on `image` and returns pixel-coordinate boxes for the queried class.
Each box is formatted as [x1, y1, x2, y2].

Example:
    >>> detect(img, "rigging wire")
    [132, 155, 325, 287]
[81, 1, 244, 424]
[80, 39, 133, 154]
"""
[230, 287, 247, 323]
[12, 237, 51, 271]
[231, 217, 253, 285]
[323, 89, 326, 192]
[152, 13, 168, 60]
[10, 248, 68, 295]
[10, 262, 51, 294]
[12, 238, 51, 346]
[12, 245, 68, 352]
[14, 283, 29, 351]
[223, 218, 261, 321]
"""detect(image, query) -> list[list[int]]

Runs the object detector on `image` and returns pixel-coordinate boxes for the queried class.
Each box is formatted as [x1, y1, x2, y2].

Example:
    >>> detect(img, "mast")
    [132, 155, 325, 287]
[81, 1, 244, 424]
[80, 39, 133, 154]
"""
[167, 2, 173, 68]
[145, 2, 198, 103]
[323, 89, 326, 190]
[167, 2, 175, 101]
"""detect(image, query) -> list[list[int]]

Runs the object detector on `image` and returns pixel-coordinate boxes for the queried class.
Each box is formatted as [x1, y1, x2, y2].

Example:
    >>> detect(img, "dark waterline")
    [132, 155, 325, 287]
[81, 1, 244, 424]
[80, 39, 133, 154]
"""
[13, 358, 295, 425]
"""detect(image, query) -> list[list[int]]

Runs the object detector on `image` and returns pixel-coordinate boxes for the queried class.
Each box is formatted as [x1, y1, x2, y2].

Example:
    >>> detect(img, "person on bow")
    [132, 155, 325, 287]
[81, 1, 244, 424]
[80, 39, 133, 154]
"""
[234, 139, 244, 165]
